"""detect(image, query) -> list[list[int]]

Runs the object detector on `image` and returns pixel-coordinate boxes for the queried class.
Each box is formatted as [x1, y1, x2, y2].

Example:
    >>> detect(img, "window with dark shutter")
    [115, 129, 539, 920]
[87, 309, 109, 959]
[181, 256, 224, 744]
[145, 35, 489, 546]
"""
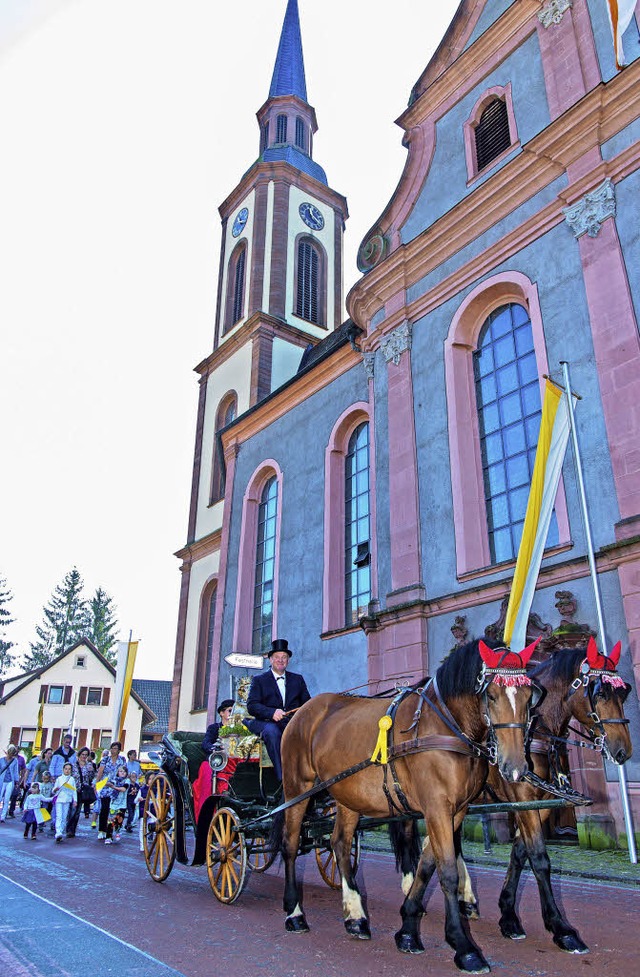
[63, 686, 72, 705]
[79, 686, 87, 705]
[296, 240, 319, 323]
[276, 114, 288, 143]
[475, 98, 511, 171]
[102, 687, 111, 707]
[40, 684, 48, 703]
[295, 117, 305, 150]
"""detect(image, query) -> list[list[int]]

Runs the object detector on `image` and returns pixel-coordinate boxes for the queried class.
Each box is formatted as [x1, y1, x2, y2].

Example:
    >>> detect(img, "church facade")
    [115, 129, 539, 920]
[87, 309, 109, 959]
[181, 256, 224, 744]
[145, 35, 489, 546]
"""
[171, 0, 640, 846]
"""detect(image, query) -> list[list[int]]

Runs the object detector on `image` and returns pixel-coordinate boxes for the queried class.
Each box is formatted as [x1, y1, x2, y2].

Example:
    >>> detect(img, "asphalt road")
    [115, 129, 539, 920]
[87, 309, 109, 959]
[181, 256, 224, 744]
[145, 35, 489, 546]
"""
[1, 813, 639, 977]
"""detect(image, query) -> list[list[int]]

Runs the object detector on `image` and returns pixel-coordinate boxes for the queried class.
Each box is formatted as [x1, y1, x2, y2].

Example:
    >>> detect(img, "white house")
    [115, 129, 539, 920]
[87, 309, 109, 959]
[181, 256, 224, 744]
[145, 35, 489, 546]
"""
[0, 640, 155, 754]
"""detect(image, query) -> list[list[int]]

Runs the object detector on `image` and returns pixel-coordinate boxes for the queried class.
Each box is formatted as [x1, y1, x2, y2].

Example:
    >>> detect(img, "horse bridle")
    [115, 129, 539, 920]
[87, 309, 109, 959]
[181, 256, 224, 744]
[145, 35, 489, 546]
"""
[565, 669, 630, 760]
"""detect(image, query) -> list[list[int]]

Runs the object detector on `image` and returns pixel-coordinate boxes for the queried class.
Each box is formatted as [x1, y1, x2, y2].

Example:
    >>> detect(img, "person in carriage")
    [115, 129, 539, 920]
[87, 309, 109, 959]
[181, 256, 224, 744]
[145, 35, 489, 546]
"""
[245, 638, 311, 782]
[202, 699, 236, 754]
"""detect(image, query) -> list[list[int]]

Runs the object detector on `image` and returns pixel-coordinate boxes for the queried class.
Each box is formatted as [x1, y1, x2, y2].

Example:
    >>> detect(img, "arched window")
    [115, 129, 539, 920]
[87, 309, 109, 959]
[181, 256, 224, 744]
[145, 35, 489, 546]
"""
[276, 114, 288, 143]
[225, 242, 247, 332]
[344, 422, 371, 626]
[193, 580, 217, 711]
[475, 98, 510, 171]
[295, 117, 306, 151]
[444, 274, 568, 576]
[252, 477, 278, 654]
[210, 392, 238, 504]
[295, 238, 325, 325]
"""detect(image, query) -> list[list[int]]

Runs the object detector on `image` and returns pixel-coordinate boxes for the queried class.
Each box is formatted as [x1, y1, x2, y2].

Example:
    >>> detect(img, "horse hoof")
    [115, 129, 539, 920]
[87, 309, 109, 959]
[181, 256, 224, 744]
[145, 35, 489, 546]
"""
[285, 915, 310, 934]
[345, 918, 371, 940]
[394, 932, 425, 954]
[459, 900, 480, 920]
[454, 950, 490, 973]
[499, 919, 526, 941]
[554, 933, 589, 954]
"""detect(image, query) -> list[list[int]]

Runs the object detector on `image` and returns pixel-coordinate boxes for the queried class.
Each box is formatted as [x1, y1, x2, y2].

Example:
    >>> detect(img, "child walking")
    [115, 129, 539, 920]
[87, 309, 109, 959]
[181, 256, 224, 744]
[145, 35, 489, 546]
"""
[105, 765, 129, 844]
[138, 772, 151, 852]
[53, 762, 77, 842]
[22, 782, 42, 839]
[39, 771, 54, 833]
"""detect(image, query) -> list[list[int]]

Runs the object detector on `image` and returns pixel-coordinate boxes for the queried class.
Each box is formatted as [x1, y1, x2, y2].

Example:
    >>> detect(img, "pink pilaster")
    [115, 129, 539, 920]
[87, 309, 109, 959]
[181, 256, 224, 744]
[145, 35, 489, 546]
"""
[386, 349, 424, 602]
[536, 2, 599, 121]
[618, 560, 640, 701]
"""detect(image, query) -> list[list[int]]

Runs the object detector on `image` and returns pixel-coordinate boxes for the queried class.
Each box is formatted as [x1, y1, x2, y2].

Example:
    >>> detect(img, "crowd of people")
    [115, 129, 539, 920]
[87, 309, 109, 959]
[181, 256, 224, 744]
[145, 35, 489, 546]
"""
[0, 739, 151, 850]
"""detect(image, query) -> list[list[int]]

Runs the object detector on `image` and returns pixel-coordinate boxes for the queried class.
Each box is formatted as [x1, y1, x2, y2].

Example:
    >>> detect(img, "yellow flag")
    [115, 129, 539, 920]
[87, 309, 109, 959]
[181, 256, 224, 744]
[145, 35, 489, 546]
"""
[33, 700, 45, 754]
[118, 640, 138, 741]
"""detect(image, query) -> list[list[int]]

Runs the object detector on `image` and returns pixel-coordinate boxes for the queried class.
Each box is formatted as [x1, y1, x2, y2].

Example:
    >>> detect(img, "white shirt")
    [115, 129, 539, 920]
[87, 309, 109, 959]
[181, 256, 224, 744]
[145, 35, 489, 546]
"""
[272, 669, 286, 704]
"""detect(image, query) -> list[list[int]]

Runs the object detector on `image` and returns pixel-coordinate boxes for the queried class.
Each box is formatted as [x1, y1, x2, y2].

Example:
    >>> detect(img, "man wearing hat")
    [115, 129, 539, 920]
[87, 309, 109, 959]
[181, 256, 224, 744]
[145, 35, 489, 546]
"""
[202, 699, 236, 754]
[245, 638, 311, 781]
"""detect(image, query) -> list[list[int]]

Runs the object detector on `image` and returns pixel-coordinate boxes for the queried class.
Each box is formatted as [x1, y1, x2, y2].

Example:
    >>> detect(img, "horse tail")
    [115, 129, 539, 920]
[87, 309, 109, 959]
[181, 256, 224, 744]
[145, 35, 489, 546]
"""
[388, 817, 421, 875]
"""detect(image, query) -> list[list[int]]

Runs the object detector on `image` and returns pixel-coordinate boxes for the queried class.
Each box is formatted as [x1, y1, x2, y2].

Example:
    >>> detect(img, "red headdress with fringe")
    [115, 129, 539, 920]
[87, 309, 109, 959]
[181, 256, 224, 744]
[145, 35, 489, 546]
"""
[584, 637, 625, 688]
[478, 637, 541, 687]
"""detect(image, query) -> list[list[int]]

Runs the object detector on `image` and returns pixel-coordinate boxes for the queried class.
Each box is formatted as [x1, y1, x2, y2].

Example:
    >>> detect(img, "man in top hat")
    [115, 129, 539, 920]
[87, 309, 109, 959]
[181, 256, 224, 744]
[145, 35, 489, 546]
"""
[202, 699, 236, 754]
[245, 638, 310, 781]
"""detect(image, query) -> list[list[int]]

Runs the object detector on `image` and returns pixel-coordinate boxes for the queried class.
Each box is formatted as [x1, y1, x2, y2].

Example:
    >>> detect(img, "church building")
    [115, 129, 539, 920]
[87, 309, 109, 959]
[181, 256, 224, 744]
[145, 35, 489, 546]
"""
[170, 0, 640, 848]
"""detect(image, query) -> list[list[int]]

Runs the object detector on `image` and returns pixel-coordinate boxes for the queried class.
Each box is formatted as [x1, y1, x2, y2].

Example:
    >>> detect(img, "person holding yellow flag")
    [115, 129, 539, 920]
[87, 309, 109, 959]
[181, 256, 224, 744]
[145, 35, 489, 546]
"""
[93, 741, 126, 839]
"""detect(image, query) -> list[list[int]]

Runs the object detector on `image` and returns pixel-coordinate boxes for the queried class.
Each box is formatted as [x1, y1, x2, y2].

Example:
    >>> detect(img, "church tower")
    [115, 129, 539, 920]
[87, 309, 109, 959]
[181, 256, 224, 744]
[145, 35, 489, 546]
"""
[170, 1, 348, 730]
[211, 0, 348, 405]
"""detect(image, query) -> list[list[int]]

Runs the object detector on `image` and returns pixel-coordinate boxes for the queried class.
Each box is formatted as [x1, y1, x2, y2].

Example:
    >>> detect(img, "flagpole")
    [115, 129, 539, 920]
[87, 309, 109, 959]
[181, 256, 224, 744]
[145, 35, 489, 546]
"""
[561, 361, 637, 863]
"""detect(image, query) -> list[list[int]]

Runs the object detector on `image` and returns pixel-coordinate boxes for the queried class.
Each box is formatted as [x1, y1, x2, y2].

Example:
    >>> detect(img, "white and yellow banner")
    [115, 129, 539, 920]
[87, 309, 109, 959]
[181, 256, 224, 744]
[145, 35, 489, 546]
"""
[111, 638, 139, 743]
[504, 380, 572, 652]
[605, 1, 639, 69]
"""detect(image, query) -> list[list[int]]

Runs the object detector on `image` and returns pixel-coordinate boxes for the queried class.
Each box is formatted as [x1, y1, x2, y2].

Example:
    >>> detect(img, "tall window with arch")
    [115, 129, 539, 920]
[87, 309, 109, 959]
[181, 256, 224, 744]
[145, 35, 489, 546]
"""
[210, 393, 237, 503]
[473, 303, 558, 564]
[193, 581, 217, 711]
[344, 422, 371, 626]
[252, 476, 278, 655]
[225, 242, 246, 332]
[296, 238, 322, 325]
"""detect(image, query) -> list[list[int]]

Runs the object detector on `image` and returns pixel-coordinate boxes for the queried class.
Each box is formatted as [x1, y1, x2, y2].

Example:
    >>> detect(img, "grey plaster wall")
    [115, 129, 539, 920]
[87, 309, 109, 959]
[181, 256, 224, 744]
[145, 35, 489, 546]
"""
[410, 220, 619, 600]
[217, 365, 370, 699]
[613, 169, 640, 332]
[402, 31, 550, 244]
[463, 0, 516, 52]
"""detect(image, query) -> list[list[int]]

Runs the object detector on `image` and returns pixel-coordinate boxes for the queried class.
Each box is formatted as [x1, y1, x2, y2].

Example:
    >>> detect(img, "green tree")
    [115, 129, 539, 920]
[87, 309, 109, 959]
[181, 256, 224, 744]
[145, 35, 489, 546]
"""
[26, 567, 88, 670]
[0, 576, 16, 676]
[86, 587, 119, 664]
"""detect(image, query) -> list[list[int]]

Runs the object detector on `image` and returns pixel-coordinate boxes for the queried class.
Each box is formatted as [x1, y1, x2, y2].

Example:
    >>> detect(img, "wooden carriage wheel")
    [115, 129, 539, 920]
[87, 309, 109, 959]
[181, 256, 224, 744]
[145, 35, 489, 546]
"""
[247, 833, 277, 873]
[143, 772, 176, 882]
[206, 806, 248, 903]
[314, 802, 361, 889]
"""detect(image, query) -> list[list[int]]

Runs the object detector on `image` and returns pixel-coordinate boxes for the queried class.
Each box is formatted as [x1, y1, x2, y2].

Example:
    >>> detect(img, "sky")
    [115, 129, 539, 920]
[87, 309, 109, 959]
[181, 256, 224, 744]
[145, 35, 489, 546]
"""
[0, 0, 460, 681]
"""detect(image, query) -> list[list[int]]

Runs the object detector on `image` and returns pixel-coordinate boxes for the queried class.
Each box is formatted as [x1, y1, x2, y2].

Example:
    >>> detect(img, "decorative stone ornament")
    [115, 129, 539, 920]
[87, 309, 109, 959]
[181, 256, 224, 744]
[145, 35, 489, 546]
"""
[357, 231, 387, 273]
[538, 0, 572, 28]
[381, 320, 412, 366]
[563, 178, 616, 239]
[362, 352, 376, 381]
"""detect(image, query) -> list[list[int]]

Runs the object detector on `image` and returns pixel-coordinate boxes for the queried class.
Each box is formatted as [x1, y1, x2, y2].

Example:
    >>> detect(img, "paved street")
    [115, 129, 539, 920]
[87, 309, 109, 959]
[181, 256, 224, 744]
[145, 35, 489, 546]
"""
[1, 813, 639, 977]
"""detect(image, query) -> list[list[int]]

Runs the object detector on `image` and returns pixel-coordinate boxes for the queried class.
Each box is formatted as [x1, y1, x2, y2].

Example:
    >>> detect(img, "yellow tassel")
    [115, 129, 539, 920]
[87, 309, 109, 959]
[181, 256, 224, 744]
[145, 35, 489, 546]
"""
[370, 715, 393, 765]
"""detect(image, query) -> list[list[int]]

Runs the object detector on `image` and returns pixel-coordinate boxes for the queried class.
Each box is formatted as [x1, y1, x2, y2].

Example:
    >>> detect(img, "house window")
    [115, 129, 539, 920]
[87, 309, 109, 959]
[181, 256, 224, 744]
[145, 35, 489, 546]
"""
[86, 687, 102, 706]
[276, 113, 288, 143]
[475, 98, 510, 171]
[210, 393, 238, 503]
[295, 116, 305, 151]
[74, 655, 86, 668]
[99, 731, 112, 750]
[344, 422, 371, 626]
[295, 238, 324, 325]
[473, 303, 558, 564]
[252, 476, 278, 655]
[193, 580, 217, 711]
[48, 686, 64, 705]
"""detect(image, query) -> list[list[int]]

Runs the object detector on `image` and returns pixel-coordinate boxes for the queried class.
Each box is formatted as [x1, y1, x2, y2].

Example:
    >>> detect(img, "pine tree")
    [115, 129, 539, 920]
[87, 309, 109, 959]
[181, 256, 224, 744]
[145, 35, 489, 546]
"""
[25, 567, 88, 670]
[86, 587, 119, 664]
[0, 576, 15, 676]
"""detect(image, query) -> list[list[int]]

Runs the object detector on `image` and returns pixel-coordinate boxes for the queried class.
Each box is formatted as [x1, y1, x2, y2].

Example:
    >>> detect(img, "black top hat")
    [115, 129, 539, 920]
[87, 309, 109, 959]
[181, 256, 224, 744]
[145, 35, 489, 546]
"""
[217, 699, 235, 714]
[268, 638, 292, 658]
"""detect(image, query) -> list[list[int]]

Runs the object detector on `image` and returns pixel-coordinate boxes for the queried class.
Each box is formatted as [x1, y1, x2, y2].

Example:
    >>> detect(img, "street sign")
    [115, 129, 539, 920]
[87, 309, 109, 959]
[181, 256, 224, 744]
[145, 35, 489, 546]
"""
[224, 653, 264, 669]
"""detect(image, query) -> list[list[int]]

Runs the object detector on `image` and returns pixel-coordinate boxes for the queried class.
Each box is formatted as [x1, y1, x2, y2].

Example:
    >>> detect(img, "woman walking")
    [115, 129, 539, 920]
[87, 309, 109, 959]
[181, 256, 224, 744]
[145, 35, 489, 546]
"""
[67, 748, 96, 836]
[0, 746, 20, 822]
[94, 741, 126, 840]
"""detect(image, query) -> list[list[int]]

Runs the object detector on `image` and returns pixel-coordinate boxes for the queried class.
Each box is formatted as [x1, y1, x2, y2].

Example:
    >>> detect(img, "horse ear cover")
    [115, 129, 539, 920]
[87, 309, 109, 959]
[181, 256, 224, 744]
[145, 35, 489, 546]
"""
[478, 637, 540, 670]
[586, 636, 622, 672]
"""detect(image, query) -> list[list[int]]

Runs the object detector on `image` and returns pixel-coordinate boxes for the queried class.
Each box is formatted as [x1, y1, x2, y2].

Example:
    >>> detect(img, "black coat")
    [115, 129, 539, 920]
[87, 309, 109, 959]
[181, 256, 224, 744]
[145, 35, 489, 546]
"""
[246, 669, 310, 723]
[202, 723, 223, 754]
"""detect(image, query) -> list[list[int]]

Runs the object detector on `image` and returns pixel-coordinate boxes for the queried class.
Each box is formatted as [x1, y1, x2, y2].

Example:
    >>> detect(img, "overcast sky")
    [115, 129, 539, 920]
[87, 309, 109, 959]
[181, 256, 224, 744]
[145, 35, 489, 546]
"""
[0, 0, 460, 680]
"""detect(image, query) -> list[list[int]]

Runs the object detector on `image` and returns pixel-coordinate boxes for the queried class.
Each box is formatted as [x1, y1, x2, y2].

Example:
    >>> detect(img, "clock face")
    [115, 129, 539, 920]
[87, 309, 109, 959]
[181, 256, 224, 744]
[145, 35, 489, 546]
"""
[232, 207, 249, 238]
[299, 201, 325, 231]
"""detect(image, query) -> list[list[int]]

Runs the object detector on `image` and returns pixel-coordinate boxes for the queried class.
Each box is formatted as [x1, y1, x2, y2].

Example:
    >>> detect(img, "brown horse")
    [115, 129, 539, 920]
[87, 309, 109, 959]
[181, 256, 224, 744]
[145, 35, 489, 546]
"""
[278, 638, 540, 974]
[411, 638, 633, 955]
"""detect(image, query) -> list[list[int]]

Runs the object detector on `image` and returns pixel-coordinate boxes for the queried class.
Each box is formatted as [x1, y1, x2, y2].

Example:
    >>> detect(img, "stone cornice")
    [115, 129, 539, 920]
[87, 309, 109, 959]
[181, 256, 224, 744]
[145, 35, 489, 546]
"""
[348, 63, 640, 331]
[219, 159, 348, 222]
[174, 528, 222, 567]
[195, 312, 317, 378]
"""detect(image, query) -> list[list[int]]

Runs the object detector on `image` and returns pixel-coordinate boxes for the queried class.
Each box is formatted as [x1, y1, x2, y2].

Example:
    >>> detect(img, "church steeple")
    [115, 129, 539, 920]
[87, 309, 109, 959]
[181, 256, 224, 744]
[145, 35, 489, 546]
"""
[269, 0, 307, 102]
[257, 0, 326, 185]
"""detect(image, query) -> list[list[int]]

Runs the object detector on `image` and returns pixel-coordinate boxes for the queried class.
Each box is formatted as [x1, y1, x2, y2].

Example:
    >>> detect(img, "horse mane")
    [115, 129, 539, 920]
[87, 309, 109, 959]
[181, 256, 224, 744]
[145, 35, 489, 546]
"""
[435, 638, 502, 700]
[530, 646, 585, 686]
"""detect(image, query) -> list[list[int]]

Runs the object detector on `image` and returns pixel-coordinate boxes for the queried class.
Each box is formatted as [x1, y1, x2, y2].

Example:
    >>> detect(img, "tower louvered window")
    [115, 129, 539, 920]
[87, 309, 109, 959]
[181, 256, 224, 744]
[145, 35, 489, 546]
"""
[296, 240, 320, 324]
[475, 98, 511, 171]
[276, 113, 288, 143]
[295, 117, 305, 151]
[232, 247, 246, 324]
[260, 122, 269, 153]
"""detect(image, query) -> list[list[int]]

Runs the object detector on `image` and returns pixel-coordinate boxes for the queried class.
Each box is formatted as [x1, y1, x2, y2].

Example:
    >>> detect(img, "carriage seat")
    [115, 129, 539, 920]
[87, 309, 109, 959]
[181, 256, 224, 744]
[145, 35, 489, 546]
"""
[170, 730, 208, 783]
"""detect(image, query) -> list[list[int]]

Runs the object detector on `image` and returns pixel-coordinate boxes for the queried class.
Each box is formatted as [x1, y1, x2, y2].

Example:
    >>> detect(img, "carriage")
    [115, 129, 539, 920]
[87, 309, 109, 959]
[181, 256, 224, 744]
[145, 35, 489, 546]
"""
[141, 728, 361, 902]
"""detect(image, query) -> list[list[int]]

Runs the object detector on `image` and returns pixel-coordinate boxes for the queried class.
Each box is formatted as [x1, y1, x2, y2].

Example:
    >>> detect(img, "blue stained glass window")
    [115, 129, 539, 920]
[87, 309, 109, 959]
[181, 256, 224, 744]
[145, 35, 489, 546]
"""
[252, 477, 278, 655]
[474, 303, 558, 563]
[345, 423, 371, 626]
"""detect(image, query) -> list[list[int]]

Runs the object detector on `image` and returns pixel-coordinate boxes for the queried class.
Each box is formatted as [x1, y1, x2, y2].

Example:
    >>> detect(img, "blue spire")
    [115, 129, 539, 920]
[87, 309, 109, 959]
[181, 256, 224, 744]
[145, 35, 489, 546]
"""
[269, 0, 307, 102]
